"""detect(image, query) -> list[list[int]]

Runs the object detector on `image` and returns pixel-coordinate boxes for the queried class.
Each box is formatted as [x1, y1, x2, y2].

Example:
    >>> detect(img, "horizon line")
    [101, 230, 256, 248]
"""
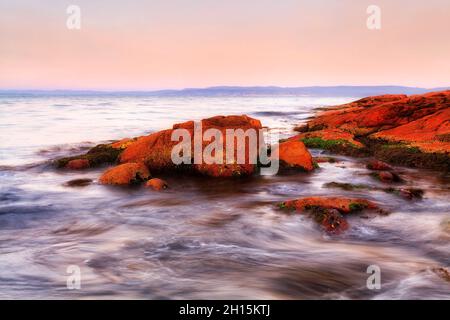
[1, 84, 450, 93]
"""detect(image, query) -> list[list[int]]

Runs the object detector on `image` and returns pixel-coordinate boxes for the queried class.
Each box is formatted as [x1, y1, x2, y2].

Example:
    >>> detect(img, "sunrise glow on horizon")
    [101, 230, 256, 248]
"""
[1, 0, 449, 90]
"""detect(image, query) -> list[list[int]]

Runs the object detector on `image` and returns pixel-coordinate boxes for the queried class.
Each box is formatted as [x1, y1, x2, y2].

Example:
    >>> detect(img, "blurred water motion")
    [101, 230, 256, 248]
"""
[0, 94, 449, 299]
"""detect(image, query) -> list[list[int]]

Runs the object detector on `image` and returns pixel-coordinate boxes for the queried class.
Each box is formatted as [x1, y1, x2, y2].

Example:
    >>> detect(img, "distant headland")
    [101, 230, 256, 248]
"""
[1, 85, 450, 97]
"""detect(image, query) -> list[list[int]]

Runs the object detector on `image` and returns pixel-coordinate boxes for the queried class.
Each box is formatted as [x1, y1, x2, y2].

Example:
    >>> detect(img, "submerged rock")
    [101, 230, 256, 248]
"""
[64, 178, 93, 187]
[432, 267, 450, 282]
[145, 178, 168, 191]
[371, 171, 402, 183]
[440, 218, 450, 235]
[314, 156, 337, 163]
[324, 181, 424, 200]
[278, 196, 382, 234]
[294, 90, 450, 170]
[99, 163, 150, 185]
[319, 208, 349, 234]
[366, 159, 393, 171]
[323, 182, 368, 191]
[396, 188, 424, 200]
[66, 159, 90, 170]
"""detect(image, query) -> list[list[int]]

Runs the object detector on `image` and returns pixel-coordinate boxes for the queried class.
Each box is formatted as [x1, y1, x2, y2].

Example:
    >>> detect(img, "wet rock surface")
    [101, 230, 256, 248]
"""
[145, 178, 169, 191]
[55, 143, 123, 169]
[371, 171, 403, 183]
[57, 115, 270, 178]
[99, 163, 151, 185]
[294, 90, 450, 170]
[64, 178, 93, 187]
[324, 182, 424, 200]
[120, 115, 264, 177]
[279, 196, 380, 214]
[276, 140, 314, 171]
[56, 114, 315, 179]
[366, 159, 393, 171]
[278, 196, 386, 234]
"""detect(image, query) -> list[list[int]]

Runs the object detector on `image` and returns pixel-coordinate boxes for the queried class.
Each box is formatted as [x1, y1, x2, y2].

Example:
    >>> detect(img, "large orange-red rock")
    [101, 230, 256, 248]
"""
[274, 140, 314, 171]
[372, 108, 450, 153]
[194, 116, 263, 177]
[110, 138, 136, 150]
[300, 91, 450, 153]
[120, 115, 263, 177]
[119, 129, 177, 172]
[99, 163, 150, 185]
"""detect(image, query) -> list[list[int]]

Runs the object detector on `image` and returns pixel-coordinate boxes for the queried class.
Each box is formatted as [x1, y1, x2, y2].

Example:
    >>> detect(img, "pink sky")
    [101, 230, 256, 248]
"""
[1, 0, 449, 90]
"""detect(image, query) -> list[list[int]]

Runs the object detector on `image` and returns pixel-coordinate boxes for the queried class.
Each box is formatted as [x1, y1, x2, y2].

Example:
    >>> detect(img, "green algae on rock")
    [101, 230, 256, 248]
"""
[277, 196, 386, 234]
[293, 91, 450, 171]
[55, 143, 123, 169]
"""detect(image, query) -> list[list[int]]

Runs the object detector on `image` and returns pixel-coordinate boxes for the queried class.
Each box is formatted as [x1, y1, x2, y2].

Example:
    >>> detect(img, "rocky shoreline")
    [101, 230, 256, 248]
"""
[293, 90, 450, 171]
[54, 90, 450, 234]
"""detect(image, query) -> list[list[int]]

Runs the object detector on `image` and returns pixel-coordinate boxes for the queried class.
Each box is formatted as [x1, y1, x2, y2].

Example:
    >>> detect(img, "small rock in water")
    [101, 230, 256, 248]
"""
[371, 171, 402, 183]
[99, 163, 150, 185]
[440, 218, 450, 234]
[277, 196, 385, 234]
[319, 209, 349, 234]
[66, 159, 90, 170]
[279, 197, 379, 214]
[324, 181, 369, 191]
[64, 178, 93, 187]
[432, 267, 450, 282]
[145, 178, 168, 191]
[366, 159, 393, 171]
[383, 187, 424, 200]
[377, 171, 394, 182]
[314, 156, 337, 163]
[398, 188, 424, 199]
